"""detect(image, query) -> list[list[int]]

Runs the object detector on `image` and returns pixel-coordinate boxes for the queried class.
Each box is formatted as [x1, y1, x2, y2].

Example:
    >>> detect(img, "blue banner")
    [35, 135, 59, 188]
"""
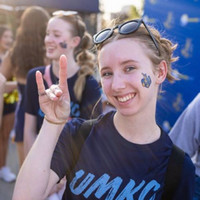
[143, 0, 200, 132]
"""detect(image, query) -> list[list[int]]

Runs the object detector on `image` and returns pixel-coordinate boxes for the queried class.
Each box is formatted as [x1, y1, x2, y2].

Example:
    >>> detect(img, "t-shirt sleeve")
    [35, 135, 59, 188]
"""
[50, 118, 84, 181]
[169, 93, 200, 157]
[25, 68, 41, 115]
[173, 153, 195, 199]
[79, 76, 103, 119]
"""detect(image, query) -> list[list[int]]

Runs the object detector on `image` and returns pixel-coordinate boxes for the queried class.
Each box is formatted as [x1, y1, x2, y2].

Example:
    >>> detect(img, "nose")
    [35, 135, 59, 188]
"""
[45, 34, 53, 43]
[111, 73, 126, 92]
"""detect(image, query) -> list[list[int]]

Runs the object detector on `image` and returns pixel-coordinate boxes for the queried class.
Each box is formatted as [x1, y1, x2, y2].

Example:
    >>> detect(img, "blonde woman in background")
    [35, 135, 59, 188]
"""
[24, 10, 102, 157]
[23, 11, 102, 200]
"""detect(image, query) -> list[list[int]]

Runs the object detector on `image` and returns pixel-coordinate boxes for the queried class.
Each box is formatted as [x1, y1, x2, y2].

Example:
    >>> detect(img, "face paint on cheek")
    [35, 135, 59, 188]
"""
[59, 41, 67, 49]
[141, 73, 152, 88]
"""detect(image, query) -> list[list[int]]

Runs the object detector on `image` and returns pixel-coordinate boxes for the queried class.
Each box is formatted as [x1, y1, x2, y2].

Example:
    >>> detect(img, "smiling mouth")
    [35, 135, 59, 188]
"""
[47, 47, 54, 50]
[117, 93, 135, 103]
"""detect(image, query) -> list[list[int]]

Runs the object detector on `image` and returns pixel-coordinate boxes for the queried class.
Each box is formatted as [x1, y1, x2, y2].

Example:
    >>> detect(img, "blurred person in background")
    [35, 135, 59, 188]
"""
[0, 25, 16, 183]
[0, 25, 13, 64]
[0, 6, 50, 177]
[169, 93, 200, 200]
[24, 10, 102, 156]
[23, 10, 102, 200]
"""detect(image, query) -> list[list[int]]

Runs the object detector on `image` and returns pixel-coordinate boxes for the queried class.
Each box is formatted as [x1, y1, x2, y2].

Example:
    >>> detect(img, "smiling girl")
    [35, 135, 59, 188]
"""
[13, 18, 195, 200]
[24, 11, 102, 157]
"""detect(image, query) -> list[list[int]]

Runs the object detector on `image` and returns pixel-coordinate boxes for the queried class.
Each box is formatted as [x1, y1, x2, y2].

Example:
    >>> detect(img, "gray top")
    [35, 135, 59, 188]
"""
[169, 93, 200, 176]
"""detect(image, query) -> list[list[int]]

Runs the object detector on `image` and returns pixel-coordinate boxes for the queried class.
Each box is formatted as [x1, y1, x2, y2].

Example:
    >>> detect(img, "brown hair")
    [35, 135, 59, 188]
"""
[53, 14, 95, 102]
[96, 20, 179, 82]
[10, 6, 50, 79]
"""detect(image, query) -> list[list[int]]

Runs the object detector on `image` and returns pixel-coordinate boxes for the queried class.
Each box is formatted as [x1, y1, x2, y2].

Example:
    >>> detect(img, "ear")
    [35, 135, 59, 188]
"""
[71, 36, 81, 48]
[155, 60, 167, 84]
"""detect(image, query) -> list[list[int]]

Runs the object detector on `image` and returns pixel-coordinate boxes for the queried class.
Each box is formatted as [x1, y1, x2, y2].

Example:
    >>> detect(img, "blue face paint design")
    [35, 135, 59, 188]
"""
[141, 73, 152, 88]
[59, 41, 67, 48]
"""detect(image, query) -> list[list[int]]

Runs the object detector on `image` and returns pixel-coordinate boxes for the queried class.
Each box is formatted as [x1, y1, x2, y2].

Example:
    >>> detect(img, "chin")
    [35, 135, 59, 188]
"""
[117, 108, 138, 117]
[46, 53, 57, 60]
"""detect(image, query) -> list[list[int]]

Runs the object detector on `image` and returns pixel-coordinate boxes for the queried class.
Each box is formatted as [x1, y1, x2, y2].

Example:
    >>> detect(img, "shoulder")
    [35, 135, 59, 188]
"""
[60, 118, 86, 140]
[82, 75, 101, 99]
[26, 66, 46, 90]
[27, 66, 46, 78]
[181, 93, 200, 118]
[61, 112, 113, 137]
[85, 75, 101, 89]
[174, 152, 195, 198]
[171, 151, 195, 199]
[183, 153, 195, 175]
[0, 52, 13, 79]
[188, 93, 200, 110]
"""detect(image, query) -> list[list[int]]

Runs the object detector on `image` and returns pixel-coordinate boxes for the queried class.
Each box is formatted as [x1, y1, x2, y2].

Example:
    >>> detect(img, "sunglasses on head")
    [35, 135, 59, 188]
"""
[52, 10, 80, 37]
[93, 19, 160, 55]
[52, 10, 78, 16]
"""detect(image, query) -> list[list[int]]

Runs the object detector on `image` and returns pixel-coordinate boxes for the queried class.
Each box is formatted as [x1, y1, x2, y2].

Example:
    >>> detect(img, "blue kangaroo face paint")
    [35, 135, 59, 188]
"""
[141, 73, 152, 88]
[59, 41, 67, 49]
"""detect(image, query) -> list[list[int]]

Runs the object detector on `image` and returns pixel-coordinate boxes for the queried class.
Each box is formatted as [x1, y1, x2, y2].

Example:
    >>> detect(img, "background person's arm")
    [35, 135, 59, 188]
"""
[0, 73, 6, 127]
[169, 93, 200, 157]
[0, 52, 17, 93]
[4, 80, 17, 93]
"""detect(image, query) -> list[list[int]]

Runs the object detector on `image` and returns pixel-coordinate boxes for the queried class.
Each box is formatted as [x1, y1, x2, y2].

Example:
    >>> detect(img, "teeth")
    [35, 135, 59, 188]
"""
[117, 93, 134, 102]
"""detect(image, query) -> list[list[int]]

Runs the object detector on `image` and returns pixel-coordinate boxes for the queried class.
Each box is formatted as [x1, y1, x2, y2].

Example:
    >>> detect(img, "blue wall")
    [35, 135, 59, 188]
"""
[143, 0, 200, 132]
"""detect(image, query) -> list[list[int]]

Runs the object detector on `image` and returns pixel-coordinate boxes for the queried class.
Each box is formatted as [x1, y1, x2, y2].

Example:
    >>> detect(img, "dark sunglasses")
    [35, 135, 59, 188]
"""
[93, 19, 160, 55]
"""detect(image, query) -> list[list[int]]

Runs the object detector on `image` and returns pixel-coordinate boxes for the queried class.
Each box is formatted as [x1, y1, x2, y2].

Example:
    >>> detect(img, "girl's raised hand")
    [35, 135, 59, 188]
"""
[36, 55, 71, 124]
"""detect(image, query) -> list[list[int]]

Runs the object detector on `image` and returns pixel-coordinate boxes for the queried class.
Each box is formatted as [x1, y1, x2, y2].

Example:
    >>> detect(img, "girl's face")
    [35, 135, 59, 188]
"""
[45, 17, 76, 60]
[99, 38, 162, 117]
[0, 30, 13, 51]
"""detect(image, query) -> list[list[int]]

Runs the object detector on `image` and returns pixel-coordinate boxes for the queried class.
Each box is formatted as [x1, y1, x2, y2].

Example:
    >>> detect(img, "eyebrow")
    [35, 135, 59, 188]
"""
[120, 59, 139, 65]
[52, 29, 62, 33]
[99, 59, 139, 72]
[99, 66, 110, 73]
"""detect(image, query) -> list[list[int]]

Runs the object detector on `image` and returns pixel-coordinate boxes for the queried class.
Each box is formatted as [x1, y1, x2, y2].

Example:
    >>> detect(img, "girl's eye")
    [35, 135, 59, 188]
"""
[101, 72, 112, 77]
[125, 66, 135, 72]
[54, 34, 61, 38]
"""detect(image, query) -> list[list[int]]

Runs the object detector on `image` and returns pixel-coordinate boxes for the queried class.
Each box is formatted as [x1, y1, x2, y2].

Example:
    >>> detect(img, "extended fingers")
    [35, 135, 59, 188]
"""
[58, 55, 68, 89]
[36, 71, 46, 96]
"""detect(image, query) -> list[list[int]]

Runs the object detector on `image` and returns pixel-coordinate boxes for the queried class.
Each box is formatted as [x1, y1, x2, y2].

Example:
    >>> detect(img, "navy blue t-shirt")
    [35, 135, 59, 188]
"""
[25, 65, 102, 132]
[51, 111, 195, 200]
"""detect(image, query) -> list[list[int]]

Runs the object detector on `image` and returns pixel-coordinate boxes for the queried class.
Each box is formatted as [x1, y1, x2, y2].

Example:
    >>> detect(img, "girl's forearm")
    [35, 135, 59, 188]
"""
[13, 120, 65, 200]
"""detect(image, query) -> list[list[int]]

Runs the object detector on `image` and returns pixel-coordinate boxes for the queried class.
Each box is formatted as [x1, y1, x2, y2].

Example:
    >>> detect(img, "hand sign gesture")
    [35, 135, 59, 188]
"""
[36, 55, 70, 124]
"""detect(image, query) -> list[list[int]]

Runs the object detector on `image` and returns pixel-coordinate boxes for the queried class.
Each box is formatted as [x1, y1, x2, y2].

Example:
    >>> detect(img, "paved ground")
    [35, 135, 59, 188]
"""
[0, 140, 19, 200]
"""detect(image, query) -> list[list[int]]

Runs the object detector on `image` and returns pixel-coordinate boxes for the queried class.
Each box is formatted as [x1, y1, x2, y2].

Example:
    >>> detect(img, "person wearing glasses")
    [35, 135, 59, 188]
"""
[13, 18, 195, 199]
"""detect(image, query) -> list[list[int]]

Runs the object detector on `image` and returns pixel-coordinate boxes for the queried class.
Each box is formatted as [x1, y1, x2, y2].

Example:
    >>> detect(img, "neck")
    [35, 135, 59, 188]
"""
[114, 110, 160, 144]
[0, 49, 7, 57]
[52, 57, 79, 78]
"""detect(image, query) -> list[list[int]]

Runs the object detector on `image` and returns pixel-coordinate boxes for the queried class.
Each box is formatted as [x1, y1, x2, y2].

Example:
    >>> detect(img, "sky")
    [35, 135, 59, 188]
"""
[100, 0, 143, 13]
